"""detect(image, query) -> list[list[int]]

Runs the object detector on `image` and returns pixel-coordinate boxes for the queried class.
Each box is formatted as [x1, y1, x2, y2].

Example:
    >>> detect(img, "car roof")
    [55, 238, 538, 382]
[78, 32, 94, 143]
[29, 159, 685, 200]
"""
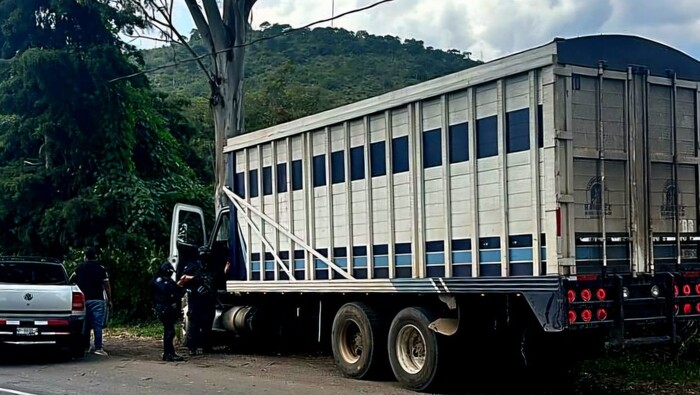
[0, 256, 63, 264]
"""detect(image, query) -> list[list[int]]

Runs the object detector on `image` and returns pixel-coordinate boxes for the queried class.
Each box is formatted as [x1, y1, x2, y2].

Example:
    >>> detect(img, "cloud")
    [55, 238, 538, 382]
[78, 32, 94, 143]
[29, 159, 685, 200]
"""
[163, 0, 700, 61]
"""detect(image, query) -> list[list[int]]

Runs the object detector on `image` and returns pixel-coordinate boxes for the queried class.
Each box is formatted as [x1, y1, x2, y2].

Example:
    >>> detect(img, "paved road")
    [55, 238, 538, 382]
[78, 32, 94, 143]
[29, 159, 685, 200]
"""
[0, 338, 416, 395]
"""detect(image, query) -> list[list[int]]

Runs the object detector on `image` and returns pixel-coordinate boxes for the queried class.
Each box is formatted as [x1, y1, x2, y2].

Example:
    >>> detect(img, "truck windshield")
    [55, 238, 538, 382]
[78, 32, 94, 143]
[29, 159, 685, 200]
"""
[0, 262, 68, 285]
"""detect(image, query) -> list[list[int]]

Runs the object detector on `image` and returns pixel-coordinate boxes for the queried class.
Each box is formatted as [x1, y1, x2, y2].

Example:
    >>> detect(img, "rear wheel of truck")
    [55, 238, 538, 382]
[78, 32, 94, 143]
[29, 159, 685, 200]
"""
[331, 302, 386, 380]
[388, 307, 447, 392]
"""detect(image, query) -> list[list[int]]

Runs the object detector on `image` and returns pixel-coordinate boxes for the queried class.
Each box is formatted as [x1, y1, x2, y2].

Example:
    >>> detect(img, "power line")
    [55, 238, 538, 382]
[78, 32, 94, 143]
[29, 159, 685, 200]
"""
[110, 0, 394, 83]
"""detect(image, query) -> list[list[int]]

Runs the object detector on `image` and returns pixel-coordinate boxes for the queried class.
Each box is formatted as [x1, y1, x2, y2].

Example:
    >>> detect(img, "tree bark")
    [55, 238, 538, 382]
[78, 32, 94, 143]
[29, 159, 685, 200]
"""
[182, 0, 256, 211]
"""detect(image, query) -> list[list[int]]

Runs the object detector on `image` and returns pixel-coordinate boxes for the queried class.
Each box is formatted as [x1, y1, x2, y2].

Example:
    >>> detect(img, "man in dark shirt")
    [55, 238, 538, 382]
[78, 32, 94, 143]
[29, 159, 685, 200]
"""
[71, 246, 112, 356]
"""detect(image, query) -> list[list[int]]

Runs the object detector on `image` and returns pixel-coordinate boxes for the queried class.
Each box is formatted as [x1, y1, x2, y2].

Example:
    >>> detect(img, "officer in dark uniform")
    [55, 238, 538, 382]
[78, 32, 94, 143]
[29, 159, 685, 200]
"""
[151, 262, 184, 361]
[177, 257, 216, 356]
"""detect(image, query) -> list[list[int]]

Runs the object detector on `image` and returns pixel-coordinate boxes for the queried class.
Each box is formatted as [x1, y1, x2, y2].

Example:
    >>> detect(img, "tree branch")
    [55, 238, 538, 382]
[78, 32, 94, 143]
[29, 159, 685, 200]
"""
[183, 0, 215, 54]
[201, 0, 229, 48]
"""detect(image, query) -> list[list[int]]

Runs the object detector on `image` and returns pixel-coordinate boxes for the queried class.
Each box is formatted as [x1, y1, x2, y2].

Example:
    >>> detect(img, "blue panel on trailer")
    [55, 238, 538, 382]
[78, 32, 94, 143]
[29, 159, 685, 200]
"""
[453, 264, 472, 277]
[373, 268, 389, 278]
[509, 248, 534, 261]
[422, 129, 442, 168]
[427, 266, 445, 277]
[452, 251, 472, 264]
[249, 169, 259, 197]
[479, 236, 501, 249]
[292, 160, 303, 190]
[449, 123, 469, 164]
[509, 234, 533, 248]
[476, 116, 498, 159]
[331, 151, 345, 184]
[353, 269, 368, 279]
[333, 247, 347, 257]
[510, 263, 534, 276]
[335, 258, 348, 268]
[262, 166, 273, 196]
[294, 259, 305, 270]
[264, 261, 274, 271]
[392, 137, 409, 173]
[480, 264, 502, 277]
[277, 163, 287, 193]
[396, 267, 412, 278]
[351, 146, 365, 180]
[373, 244, 389, 255]
[506, 109, 530, 153]
[395, 255, 412, 267]
[395, 243, 412, 254]
[313, 155, 326, 187]
[374, 256, 389, 268]
[234, 172, 245, 197]
[426, 253, 445, 266]
[452, 238, 472, 251]
[316, 270, 329, 280]
[354, 256, 368, 268]
[370, 141, 387, 177]
[479, 250, 501, 263]
[537, 105, 544, 148]
[425, 241, 444, 253]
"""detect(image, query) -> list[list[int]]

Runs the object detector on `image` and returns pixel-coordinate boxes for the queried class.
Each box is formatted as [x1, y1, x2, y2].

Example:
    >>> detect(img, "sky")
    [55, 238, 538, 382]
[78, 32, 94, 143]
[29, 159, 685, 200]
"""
[155, 0, 700, 62]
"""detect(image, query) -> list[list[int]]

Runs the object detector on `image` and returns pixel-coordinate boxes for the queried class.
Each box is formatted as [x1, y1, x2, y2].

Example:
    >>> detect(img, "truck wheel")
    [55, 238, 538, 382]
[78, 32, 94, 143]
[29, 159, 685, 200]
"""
[388, 307, 446, 392]
[331, 302, 386, 380]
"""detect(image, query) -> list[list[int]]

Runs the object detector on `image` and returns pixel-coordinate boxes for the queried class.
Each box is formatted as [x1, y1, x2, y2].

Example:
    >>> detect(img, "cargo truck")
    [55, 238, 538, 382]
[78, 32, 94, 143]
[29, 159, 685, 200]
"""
[168, 34, 700, 391]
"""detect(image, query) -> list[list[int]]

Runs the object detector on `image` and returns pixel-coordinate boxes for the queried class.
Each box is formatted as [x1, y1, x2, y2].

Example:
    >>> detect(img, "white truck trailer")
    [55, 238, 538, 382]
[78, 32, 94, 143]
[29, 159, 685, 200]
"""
[169, 34, 700, 391]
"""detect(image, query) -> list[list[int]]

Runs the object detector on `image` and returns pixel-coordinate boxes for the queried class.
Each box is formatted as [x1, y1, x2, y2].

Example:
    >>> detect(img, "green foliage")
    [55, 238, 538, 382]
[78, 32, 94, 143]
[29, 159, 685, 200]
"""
[0, 0, 212, 320]
[143, 24, 481, 130]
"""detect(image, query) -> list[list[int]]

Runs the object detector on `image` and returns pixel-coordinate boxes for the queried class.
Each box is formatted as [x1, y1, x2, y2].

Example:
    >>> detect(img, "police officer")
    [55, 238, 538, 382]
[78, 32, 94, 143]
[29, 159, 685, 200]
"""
[177, 256, 215, 356]
[151, 262, 184, 361]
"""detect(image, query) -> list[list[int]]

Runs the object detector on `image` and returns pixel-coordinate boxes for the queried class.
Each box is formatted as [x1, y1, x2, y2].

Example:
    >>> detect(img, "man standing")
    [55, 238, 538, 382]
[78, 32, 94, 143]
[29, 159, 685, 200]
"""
[151, 261, 184, 361]
[71, 246, 112, 356]
[177, 258, 215, 356]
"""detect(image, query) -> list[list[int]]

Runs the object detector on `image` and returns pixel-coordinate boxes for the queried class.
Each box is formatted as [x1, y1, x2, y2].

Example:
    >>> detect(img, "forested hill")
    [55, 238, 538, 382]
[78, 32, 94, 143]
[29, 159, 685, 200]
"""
[143, 23, 481, 131]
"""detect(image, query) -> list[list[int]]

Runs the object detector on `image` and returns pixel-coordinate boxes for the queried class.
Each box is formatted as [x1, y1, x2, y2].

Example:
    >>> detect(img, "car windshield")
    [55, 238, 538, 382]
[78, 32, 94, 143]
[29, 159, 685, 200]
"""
[0, 262, 68, 285]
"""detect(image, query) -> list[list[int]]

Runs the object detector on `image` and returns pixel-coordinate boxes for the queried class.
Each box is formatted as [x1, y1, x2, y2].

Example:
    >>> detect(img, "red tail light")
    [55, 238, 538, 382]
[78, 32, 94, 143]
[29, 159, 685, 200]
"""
[683, 285, 691, 296]
[596, 308, 608, 321]
[47, 319, 69, 326]
[581, 289, 592, 302]
[581, 309, 592, 322]
[568, 310, 577, 324]
[0, 319, 5, 325]
[72, 292, 85, 313]
[683, 304, 692, 315]
[567, 290, 576, 303]
[596, 288, 607, 301]
[695, 284, 700, 295]
[696, 303, 700, 314]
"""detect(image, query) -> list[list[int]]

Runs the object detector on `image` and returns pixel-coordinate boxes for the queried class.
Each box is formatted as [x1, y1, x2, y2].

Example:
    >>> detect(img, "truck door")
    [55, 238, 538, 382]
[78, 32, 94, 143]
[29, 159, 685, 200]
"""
[169, 203, 207, 276]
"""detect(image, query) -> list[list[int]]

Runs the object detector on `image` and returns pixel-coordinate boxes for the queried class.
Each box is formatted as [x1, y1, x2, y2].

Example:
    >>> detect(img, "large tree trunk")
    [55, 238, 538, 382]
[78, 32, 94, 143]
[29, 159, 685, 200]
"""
[182, 0, 255, 211]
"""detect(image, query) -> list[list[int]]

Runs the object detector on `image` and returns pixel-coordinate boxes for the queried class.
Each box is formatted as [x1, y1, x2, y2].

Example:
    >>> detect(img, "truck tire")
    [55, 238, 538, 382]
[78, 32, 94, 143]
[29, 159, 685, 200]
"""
[388, 307, 447, 392]
[331, 302, 386, 380]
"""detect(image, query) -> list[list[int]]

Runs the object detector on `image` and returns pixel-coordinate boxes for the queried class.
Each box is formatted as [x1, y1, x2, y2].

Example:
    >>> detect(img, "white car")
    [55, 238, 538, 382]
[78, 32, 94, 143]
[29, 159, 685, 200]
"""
[0, 257, 86, 359]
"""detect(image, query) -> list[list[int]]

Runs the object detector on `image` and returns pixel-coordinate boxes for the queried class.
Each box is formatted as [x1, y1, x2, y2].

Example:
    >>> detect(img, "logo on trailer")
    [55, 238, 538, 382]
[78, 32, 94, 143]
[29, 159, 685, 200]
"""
[24, 293, 33, 301]
[660, 180, 685, 219]
[585, 177, 612, 218]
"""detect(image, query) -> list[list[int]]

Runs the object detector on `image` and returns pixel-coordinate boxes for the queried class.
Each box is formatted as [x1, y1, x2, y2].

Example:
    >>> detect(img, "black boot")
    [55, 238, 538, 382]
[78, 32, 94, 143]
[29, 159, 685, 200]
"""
[163, 353, 185, 362]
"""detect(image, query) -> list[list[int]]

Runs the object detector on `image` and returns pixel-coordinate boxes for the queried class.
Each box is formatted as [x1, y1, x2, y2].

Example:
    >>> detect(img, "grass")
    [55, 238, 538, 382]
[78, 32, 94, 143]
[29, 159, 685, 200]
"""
[105, 321, 164, 339]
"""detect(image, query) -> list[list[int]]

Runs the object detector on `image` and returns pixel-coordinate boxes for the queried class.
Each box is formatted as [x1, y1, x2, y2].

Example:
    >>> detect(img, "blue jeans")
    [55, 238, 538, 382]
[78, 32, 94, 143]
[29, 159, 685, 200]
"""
[85, 300, 106, 350]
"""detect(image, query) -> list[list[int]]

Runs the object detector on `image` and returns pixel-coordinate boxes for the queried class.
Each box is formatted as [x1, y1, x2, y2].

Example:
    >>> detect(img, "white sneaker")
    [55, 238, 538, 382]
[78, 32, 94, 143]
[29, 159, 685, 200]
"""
[93, 349, 108, 356]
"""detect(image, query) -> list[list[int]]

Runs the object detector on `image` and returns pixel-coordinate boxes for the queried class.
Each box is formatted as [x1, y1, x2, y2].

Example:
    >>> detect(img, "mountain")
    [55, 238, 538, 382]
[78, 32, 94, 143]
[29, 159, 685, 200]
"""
[142, 23, 481, 131]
